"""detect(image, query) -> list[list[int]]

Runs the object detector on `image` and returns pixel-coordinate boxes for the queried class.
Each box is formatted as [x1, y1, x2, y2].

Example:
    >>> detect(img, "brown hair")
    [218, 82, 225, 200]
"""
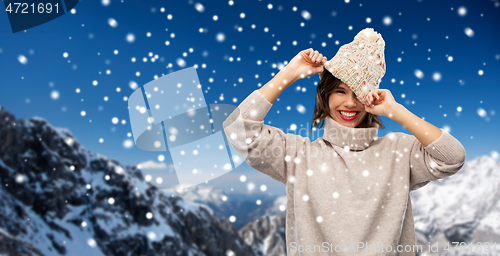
[310, 69, 385, 132]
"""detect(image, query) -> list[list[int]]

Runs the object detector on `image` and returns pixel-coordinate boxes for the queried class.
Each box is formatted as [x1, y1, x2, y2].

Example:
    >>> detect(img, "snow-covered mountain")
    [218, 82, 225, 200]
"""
[0, 106, 263, 256]
[163, 186, 289, 255]
[411, 155, 500, 255]
[164, 185, 282, 230]
[244, 196, 287, 226]
[238, 214, 287, 256]
[2, 103, 498, 256]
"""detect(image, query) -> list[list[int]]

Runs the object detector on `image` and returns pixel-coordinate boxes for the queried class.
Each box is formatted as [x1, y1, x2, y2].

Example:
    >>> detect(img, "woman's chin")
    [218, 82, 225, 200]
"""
[343, 122, 357, 128]
[337, 118, 358, 128]
[331, 112, 365, 128]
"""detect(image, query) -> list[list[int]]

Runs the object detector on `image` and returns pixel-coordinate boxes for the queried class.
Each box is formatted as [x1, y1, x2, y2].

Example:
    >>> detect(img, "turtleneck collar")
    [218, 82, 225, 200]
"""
[322, 115, 379, 151]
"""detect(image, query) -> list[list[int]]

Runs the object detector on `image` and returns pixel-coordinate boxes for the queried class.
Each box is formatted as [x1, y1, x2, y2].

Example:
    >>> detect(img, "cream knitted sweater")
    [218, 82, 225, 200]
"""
[222, 90, 466, 256]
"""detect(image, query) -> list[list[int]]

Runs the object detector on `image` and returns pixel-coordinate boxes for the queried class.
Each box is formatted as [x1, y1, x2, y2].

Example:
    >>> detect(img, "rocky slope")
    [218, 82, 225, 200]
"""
[0, 106, 262, 256]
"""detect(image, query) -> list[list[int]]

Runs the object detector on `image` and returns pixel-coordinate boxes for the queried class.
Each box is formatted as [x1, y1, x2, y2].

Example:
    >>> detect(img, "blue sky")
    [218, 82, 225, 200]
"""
[1, 0, 499, 194]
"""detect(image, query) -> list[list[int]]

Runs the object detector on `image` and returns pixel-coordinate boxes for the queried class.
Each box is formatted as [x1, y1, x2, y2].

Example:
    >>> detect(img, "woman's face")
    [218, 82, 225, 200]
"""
[328, 83, 368, 128]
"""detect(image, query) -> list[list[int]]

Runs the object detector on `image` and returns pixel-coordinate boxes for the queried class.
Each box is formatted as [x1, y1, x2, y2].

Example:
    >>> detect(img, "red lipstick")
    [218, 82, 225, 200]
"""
[338, 110, 359, 121]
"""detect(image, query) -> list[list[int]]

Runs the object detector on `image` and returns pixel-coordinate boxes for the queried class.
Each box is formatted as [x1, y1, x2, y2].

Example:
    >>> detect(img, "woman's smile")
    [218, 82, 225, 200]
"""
[338, 110, 359, 121]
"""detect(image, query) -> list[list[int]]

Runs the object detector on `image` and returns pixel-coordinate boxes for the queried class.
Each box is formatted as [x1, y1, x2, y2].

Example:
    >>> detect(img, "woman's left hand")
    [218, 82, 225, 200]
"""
[364, 89, 399, 117]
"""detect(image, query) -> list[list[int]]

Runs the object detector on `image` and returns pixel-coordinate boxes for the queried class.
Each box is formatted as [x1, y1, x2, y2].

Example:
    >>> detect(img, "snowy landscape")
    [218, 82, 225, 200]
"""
[1, 103, 500, 255]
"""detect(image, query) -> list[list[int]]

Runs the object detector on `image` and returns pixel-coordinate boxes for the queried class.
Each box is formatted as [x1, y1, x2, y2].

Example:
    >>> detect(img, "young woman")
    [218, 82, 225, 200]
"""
[223, 28, 466, 256]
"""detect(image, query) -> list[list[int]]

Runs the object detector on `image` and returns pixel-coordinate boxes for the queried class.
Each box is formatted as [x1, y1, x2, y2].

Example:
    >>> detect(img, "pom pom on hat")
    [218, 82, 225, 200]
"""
[320, 28, 386, 105]
[354, 28, 385, 47]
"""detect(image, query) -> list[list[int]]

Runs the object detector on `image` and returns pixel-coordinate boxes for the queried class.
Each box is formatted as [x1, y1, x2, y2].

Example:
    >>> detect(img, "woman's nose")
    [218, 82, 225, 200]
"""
[346, 94, 358, 106]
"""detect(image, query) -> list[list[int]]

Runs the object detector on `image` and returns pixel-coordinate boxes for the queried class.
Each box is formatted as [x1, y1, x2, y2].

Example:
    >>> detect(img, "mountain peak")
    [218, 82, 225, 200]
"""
[0, 109, 261, 256]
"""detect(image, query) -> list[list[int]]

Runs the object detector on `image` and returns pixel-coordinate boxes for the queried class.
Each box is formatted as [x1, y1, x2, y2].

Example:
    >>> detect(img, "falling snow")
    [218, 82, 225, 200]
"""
[301, 10, 311, 20]
[51, 91, 60, 100]
[458, 7, 467, 16]
[108, 18, 118, 28]
[383, 16, 392, 26]
[216, 33, 225, 42]
[126, 33, 135, 43]
[414, 69, 424, 79]
[18, 55, 28, 64]
[477, 108, 487, 117]
[464, 27, 474, 37]
[194, 3, 204, 12]
[123, 139, 134, 149]
[432, 72, 442, 81]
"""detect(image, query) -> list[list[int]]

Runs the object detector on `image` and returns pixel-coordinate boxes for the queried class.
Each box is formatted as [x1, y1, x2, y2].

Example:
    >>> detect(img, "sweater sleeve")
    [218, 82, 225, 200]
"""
[408, 130, 466, 191]
[222, 89, 309, 185]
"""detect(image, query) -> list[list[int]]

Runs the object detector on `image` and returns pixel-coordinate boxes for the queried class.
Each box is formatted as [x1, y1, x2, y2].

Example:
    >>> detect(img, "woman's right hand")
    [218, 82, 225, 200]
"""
[285, 48, 327, 80]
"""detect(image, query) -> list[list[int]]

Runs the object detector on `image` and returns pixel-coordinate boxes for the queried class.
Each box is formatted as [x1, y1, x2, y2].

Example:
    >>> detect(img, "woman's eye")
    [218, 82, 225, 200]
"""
[337, 91, 345, 94]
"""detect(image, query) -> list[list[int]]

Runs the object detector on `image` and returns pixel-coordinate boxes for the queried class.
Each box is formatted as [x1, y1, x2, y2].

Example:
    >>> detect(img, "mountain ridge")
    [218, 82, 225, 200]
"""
[0, 106, 262, 256]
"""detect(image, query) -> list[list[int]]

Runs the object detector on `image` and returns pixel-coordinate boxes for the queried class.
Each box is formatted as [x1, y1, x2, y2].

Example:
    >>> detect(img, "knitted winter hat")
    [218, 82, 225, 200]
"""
[320, 28, 386, 105]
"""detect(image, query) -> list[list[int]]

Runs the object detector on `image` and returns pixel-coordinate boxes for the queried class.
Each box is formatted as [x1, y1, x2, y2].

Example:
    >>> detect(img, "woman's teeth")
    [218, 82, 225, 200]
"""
[340, 111, 358, 117]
